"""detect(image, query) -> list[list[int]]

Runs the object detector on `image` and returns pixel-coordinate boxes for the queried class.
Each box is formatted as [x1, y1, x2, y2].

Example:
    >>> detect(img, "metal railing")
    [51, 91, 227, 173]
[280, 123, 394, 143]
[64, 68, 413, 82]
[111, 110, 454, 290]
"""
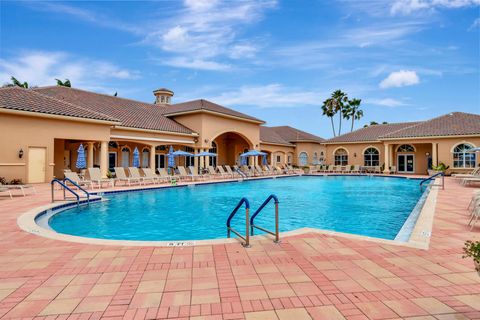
[63, 177, 90, 203]
[250, 194, 280, 243]
[51, 179, 80, 205]
[235, 168, 247, 179]
[420, 172, 445, 190]
[226, 197, 251, 247]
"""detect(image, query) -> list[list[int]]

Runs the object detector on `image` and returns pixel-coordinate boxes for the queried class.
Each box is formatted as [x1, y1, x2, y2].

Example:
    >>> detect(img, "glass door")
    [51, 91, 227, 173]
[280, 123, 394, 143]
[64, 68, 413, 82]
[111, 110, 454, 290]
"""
[397, 154, 415, 173]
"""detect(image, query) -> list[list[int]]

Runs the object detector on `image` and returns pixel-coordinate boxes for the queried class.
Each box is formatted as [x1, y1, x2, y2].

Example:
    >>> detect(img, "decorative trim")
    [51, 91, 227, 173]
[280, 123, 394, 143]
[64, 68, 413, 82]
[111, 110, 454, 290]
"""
[110, 135, 195, 144]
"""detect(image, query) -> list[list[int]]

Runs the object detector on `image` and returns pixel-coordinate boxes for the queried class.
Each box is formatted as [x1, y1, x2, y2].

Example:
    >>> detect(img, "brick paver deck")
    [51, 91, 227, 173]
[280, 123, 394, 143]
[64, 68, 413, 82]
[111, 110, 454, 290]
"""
[0, 177, 479, 319]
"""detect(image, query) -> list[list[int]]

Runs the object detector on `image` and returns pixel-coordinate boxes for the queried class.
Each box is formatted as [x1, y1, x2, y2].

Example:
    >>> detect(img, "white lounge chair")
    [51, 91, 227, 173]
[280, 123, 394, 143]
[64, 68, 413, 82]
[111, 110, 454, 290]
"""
[208, 166, 223, 178]
[142, 168, 165, 184]
[0, 187, 13, 199]
[224, 165, 239, 178]
[217, 166, 231, 178]
[1, 182, 36, 196]
[88, 168, 115, 188]
[158, 168, 174, 182]
[129, 167, 155, 184]
[64, 171, 93, 189]
[188, 166, 207, 180]
[351, 165, 361, 173]
[177, 166, 194, 181]
[114, 167, 141, 186]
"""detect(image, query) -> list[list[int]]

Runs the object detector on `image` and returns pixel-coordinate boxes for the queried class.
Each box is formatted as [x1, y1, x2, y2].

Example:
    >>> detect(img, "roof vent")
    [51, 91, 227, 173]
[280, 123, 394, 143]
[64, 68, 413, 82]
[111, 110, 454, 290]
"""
[153, 88, 174, 105]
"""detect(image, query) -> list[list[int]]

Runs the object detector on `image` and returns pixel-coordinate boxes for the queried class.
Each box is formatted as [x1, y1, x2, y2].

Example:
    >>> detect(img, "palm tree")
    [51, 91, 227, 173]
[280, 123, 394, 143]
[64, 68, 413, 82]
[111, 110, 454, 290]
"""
[343, 98, 363, 132]
[55, 79, 71, 87]
[321, 98, 337, 137]
[113, 92, 118, 96]
[9, 76, 28, 88]
[331, 90, 348, 136]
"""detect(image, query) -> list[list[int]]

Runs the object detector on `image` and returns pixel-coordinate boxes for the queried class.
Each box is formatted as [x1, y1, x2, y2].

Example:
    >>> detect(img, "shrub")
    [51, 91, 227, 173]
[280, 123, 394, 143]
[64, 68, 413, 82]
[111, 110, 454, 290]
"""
[463, 240, 480, 271]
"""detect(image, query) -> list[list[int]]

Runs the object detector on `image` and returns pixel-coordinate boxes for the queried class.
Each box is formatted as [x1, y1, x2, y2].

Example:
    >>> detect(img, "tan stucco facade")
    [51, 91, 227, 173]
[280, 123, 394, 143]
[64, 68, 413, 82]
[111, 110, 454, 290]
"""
[325, 136, 480, 174]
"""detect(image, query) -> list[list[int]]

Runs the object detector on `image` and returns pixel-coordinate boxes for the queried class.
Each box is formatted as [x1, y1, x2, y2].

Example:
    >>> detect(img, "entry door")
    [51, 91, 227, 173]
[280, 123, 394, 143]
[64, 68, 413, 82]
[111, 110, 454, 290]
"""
[28, 147, 47, 183]
[398, 154, 415, 173]
[156, 154, 166, 169]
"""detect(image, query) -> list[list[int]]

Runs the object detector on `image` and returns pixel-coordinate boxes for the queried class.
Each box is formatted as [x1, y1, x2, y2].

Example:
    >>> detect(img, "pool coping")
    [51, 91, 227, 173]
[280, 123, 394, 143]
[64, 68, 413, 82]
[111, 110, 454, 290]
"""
[17, 174, 439, 249]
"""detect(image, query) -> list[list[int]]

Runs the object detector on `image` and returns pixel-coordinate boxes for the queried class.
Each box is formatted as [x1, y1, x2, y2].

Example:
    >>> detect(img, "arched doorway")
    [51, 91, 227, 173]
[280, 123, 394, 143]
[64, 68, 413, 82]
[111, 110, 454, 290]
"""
[211, 131, 253, 166]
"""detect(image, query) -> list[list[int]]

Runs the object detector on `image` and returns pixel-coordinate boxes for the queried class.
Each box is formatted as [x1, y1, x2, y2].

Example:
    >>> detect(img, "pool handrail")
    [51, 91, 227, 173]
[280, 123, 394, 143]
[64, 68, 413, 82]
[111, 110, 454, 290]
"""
[51, 178, 80, 205]
[250, 194, 280, 243]
[420, 172, 444, 190]
[235, 168, 247, 179]
[63, 177, 90, 203]
[226, 197, 251, 247]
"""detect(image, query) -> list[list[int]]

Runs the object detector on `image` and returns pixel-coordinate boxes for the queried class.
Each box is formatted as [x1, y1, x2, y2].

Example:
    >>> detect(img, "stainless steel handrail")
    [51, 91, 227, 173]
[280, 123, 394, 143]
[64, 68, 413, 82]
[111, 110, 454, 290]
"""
[250, 194, 280, 243]
[226, 197, 251, 247]
[51, 179, 80, 205]
[63, 177, 90, 203]
[420, 172, 444, 190]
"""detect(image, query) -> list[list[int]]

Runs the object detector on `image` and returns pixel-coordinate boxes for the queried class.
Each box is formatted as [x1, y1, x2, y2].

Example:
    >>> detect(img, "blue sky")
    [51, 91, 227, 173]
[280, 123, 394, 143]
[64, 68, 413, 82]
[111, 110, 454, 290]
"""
[1, 0, 479, 138]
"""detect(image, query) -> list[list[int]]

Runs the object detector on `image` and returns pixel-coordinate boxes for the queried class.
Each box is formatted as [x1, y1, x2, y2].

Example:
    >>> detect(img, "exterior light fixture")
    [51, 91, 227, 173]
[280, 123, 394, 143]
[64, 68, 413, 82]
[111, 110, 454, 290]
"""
[18, 149, 24, 159]
[354, 153, 357, 157]
[193, 137, 199, 143]
[425, 152, 430, 157]
[204, 139, 209, 143]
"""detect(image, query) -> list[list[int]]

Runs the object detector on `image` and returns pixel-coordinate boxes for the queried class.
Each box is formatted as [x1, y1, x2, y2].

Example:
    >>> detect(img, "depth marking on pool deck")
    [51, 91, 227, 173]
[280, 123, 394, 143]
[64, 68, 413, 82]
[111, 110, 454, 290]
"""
[166, 241, 196, 246]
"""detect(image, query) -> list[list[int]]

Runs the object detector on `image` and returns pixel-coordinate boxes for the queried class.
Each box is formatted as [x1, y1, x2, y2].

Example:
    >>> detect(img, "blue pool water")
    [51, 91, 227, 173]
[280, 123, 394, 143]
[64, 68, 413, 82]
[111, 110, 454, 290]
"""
[48, 176, 425, 241]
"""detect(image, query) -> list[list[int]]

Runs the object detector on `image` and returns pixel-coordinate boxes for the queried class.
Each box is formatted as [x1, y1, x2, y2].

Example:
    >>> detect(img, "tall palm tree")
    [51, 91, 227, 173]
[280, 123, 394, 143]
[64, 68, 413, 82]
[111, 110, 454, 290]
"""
[344, 98, 363, 132]
[55, 79, 71, 87]
[10, 76, 28, 88]
[331, 90, 348, 136]
[321, 98, 337, 136]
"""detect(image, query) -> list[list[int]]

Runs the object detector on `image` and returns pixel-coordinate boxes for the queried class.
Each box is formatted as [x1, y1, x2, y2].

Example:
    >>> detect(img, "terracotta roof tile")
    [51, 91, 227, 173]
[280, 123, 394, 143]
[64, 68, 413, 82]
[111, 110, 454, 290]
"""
[380, 112, 480, 138]
[268, 126, 324, 143]
[325, 122, 421, 143]
[164, 99, 264, 123]
[260, 127, 294, 145]
[0, 87, 117, 122]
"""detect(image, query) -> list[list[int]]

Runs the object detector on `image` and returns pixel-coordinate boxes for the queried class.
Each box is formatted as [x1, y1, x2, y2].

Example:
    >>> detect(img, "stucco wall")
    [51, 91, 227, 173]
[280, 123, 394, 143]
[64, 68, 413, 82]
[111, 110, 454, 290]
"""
[325, 143, 384, 167]
[0, 113, 111, 183]
[294, 142, 326, 166]
[260, 144, 296, 165]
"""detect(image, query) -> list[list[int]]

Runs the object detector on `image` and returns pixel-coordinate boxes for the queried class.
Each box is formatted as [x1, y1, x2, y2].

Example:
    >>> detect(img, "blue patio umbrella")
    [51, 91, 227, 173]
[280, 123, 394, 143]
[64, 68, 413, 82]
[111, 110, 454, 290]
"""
[240, 155, 247, 166]
[240, 150, 266, 166]
[167, 146, 176, 168]
[194, 151, 217, 157]
[262, 154, 268, 165]
[76, 144, 87, 169]
[132, 147, 140, 167]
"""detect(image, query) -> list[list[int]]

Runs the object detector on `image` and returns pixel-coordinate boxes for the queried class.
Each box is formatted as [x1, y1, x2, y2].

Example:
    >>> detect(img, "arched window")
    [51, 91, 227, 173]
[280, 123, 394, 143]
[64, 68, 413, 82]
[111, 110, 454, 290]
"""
[142, 149, 150, 168]
[313, 152, 318, 165]
[209, 142, 217, 167]
[334, 148, 348, 166]
[298, 152, 308, 166]
[121, 147, 130, 168]
[397, 144, 415, 152]
[364, 147, 379, 166]
[453, 143, 476, 168]
[287, 154, 292, 165]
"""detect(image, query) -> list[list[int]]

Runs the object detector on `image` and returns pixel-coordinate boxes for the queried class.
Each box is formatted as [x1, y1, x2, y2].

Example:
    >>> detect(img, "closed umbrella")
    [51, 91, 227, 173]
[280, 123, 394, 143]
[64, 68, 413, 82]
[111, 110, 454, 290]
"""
[167, 146, 176, 174]
[262, 154, 268, 165]
[240, 155, 247, 166]
[132, 147, 140, 167]
[76, 144, 87, 169]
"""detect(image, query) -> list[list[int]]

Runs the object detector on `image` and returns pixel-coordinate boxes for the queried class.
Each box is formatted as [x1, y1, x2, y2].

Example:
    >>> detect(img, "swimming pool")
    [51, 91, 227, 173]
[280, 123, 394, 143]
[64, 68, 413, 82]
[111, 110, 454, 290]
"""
[46, 176, 427, 242]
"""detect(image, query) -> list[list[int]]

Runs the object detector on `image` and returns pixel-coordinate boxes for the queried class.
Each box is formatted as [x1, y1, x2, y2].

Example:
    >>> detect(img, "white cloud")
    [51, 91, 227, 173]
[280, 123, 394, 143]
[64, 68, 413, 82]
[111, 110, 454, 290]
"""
[379, 70, 420, 88]
[0, 51, 139, 90]
[368, 98, 408, 107]
[469, 17, 480, 30]
[160, 57, 231, 71]
[207, 84, 321, 108]
[390, 0, 480, 15]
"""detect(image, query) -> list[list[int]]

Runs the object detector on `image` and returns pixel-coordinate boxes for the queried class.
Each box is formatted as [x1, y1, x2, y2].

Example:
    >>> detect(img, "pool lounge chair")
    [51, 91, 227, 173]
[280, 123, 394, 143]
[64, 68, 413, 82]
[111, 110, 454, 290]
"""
[188, 166, 208, 180]
[350, 165, 361, 173]
[64, 171, 94, 189]
[87, 168, 115, 188]
[142, 168, 165, 183]
[207, 166, 223, 179]
[0, 187, 13, 199]
[468, 205, 480, 230]
[158, 168, 175, 182]
[452, 167, 480, 179]
[255, 165, 266, 176]
[225, 165, 239, 178]
[129, 167, 156, 185]
[389, 166, 397, 174]
[373, 166, 381, 174]
[114, 167, 141, 186]
[176, 166, 194, 181]
[1, 181, 37, 196]
[217, 166, 231, 178]
[240, 165, 253, 177]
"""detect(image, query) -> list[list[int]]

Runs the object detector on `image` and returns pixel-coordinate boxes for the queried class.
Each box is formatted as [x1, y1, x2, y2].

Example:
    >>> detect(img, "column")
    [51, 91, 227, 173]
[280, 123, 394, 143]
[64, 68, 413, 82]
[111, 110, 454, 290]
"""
[432, 142, 438, 167]
[87, 142, 94, 168]
[270, 152, 274, 166]
[205, 148, 210, 168]
[199, 148, 205, 169]
[194, 148, 199, 174]
[383, 143, 390, 173]
[150, 145, 156, 170]
[100, 141, 108, 178]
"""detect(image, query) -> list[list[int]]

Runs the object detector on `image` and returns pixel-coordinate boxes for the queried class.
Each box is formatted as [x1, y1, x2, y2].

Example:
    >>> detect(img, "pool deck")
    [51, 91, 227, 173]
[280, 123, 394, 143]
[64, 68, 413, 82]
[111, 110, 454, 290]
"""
[0, 176, 479, 319]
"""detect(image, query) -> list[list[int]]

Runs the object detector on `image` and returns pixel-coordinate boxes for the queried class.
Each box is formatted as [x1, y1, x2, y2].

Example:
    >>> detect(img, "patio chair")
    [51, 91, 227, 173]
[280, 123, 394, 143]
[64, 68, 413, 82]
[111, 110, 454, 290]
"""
[263, 165, 275, 175]
[142, 168, 165, 184]
[224, 165, 239, 178]
[255, 165, 266, 176]
[158, 168, 174, 182]
[188, 166, 208, 180]
[373, 166, 381, 174]
[275, 166, 285, 175]
[177, 166, 194, 181]
[87, 168, 115, 188]
[129, 167, 156, 184]
[64, 171, 94, 189]
[114, 167, 141, 186]
[217, 166, 231, 178]
[452, 167, 480, 179]
[340, 166, 348, 174]
[468, 205, 480, 230]
[0, 181, 37, 196]
[208, 166, 223, 178]
[389, 166, 397, 174]
[0, 187, 13, 199]
[241, 165, 253, 177]
[351, 165, 361, 173]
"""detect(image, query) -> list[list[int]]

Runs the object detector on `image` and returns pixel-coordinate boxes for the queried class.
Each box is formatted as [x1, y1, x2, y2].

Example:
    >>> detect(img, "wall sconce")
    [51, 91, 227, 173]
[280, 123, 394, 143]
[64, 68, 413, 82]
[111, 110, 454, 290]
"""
[425, 152, 430, 157]
[204, 139, 209, 143]
[255, 144, 259, 148]
[354, 153, 357, 157]
[193, 137, 199, 143]
[18, 149, 24, 159]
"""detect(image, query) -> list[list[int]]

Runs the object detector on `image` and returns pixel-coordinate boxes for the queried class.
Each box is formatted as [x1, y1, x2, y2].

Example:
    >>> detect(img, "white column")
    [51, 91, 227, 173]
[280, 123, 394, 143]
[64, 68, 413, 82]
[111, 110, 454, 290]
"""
[383, 143, 390, 173]
[432, 142, 438, 167]
[87, 142, 94, 168]
[199, 148, 205, 169]
[270, 153, 274, 166]
[150, 145, 156, 170]
[100, 141, 108, 178]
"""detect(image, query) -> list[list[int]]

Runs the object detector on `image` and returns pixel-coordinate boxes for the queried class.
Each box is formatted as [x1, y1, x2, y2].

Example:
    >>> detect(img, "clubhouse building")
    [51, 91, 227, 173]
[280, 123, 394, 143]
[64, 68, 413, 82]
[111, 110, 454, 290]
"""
[0, 86, 478, 183]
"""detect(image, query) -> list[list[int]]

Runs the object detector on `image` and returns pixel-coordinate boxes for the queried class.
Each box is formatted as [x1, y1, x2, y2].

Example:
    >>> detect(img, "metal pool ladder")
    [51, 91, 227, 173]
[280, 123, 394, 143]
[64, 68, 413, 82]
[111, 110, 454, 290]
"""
[419, 172, 444, 191]
[250, 194, 280, 243]
[226, 194, 280, 247]
[226, 197, 251, 247]
[51, 178, 90, 205]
